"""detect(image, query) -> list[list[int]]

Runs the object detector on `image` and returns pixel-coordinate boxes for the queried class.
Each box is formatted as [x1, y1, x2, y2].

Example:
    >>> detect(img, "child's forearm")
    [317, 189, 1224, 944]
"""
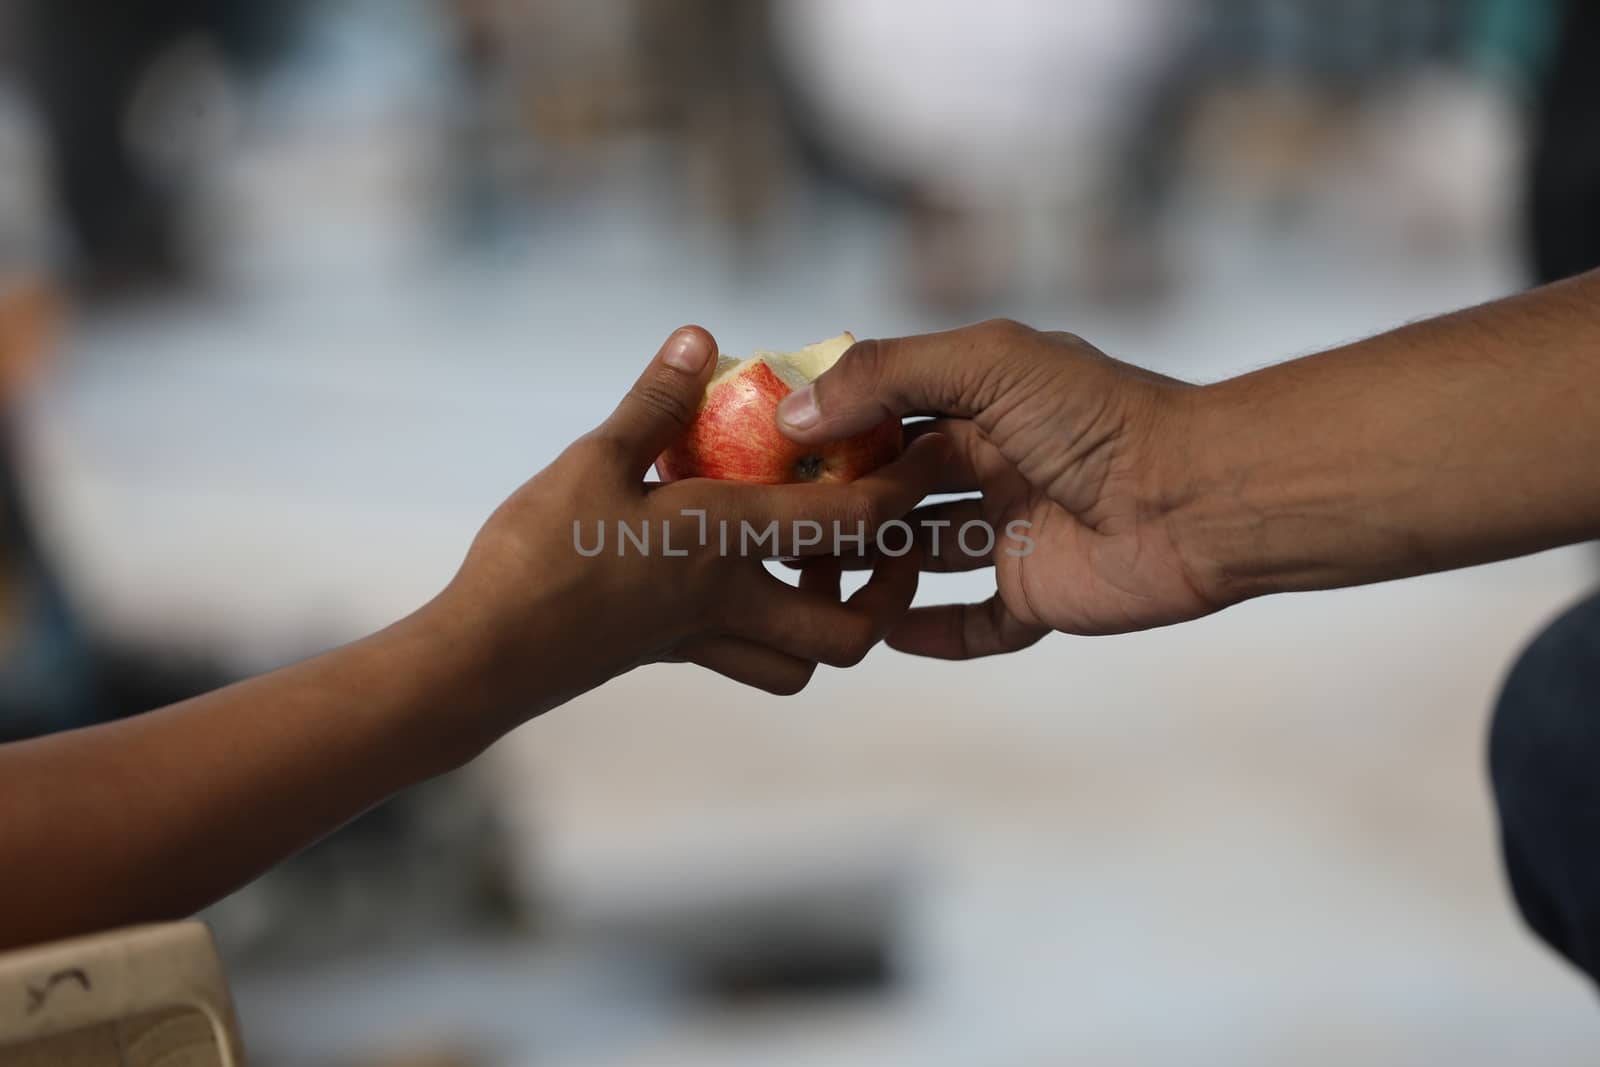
[0, 599, 515, 950]
[0, 325, 944, 949]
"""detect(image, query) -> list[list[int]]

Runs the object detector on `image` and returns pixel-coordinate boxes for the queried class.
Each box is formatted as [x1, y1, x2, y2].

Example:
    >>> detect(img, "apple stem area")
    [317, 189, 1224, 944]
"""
[794, 455, 827, 481]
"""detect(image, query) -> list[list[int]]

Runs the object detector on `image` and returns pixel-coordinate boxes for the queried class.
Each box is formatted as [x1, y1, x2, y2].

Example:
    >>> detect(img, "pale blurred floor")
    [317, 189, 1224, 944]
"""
[19, 186, 1600, 1063]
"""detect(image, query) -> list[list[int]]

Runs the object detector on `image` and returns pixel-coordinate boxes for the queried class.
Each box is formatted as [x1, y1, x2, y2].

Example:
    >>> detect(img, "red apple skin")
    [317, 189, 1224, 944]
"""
[656, 360, 902, 484]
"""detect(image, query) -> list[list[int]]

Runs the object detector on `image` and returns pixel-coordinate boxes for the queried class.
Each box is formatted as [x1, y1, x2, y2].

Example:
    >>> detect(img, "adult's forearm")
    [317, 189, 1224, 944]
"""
[1173, 270, 1600, 601]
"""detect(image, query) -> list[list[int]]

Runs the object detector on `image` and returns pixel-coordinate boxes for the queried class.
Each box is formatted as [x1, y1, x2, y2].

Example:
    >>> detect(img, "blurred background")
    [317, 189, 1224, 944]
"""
[2, 0, 1599, 1063]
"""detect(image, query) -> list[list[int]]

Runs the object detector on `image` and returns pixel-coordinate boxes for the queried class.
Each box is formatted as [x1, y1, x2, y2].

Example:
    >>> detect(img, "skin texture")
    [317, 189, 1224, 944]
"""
[0, 326, 950, 951]
[10, 270, 1600, 947]
[777, 269, 1600, 659]
[657, 359, 902, 484]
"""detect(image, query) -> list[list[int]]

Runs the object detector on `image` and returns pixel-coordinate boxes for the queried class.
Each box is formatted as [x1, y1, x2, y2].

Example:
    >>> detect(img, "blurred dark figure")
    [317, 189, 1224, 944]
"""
[14, 0, 302, 292]
[1527, 0, 1600, 283]
[1492, 0, 1600, 992]
[0, 1, 304, 739]
[0, 1, 312, 740]
[0, 278, 233, 744]
[0, 279, 93, 740]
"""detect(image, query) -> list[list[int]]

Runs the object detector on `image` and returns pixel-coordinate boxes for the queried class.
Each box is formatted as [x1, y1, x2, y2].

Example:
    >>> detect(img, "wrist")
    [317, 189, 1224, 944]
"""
[401, 589, 570, 757]
[356, 603, 510, 776]
[402, 564, 645, 755]
[1150, 380, 1283, 610]
[1158, 365, 1426, 606]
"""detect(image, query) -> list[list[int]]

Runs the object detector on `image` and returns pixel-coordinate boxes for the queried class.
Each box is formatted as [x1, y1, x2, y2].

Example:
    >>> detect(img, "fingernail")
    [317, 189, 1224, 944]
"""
[664, 329, 712, 372]
[778, 386, 820, 430]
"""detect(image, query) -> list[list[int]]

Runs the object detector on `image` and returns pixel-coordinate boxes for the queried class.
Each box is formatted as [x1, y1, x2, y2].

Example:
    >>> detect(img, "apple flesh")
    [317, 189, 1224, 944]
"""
[656, 332, 902, 484]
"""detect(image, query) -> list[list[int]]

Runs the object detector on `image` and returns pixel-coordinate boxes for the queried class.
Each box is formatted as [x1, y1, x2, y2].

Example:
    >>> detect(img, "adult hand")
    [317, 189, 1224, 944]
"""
[777, 319, 1213, 657]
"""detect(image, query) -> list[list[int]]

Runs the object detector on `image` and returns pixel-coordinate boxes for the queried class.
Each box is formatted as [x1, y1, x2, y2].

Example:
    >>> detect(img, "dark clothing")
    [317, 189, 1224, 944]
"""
[1491, 592, 1600, 986]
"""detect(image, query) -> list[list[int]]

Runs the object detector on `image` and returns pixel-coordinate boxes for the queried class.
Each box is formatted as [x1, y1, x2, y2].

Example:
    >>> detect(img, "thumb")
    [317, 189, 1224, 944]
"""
[594, 326, 718, 476]
[777, 320, 1026, 445]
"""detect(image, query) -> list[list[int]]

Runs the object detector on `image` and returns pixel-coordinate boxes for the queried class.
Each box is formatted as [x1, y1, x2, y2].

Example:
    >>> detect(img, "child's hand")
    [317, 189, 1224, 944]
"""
[0, 325, 947, 948]
[430, 327, 950, 728]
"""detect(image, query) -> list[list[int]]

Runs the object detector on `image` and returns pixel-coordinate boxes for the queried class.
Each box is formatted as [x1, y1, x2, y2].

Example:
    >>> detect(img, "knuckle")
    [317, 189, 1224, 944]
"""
[832, 642, 871, 670]
[629, 376, 697, 429]
[767, 664, 816, 696]
[826, 621, 877, 668]
[953, 321, 1037, 412]
[976, 317, 1033, 345]
[1042, 329, 1088, 349]
[842, 335, 884, 375]
[843, 488, 886, 532]
[570, 428, 630, 468]
[831, 337, 888, 400]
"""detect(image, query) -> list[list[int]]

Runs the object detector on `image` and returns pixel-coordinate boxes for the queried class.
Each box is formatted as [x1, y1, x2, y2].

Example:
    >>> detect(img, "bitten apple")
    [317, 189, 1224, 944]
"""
[655, 332, 902, 484]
